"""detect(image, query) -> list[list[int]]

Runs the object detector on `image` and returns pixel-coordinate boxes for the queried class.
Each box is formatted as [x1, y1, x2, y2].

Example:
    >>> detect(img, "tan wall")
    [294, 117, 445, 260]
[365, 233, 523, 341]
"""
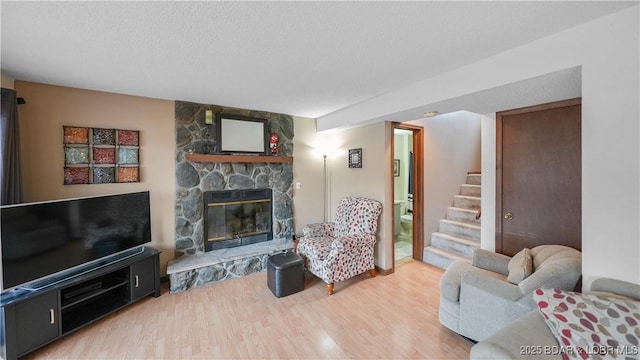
[1, 73, 15, 89]
[11, 81, 328, 275]
[14, 81, 176, 274]
[325, 122, 391, 270]
[291, 116, 325, 236]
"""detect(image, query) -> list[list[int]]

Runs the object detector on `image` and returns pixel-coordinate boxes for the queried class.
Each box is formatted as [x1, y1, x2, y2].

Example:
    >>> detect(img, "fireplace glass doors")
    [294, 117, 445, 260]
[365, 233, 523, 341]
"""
[203, 189, 273, 251]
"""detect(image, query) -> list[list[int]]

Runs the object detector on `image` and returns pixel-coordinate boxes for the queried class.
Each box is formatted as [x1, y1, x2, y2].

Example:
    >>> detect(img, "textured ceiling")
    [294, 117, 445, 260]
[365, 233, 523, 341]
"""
[1, 1, 635, 120]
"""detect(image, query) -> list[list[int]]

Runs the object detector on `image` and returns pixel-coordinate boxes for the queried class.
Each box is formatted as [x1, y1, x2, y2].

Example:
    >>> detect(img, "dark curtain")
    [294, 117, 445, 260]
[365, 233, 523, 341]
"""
[1, 88, 23, 205]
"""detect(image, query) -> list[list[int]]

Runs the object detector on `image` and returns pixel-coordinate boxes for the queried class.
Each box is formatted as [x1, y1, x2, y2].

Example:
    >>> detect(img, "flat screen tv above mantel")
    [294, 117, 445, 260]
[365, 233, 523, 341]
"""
[216, 114, 269, 155]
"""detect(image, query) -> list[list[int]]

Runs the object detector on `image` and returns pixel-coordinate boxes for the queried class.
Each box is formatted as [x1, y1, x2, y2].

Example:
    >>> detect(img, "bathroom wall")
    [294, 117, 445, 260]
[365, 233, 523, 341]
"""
[393, 130, 413, 215]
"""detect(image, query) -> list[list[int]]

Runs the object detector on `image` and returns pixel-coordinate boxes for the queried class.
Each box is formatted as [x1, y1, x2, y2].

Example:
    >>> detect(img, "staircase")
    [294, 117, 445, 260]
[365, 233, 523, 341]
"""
[423, 173, 481, 269]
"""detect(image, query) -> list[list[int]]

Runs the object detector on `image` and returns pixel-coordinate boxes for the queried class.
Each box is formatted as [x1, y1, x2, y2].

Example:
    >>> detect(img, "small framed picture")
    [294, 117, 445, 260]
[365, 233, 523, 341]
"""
[348, 148, 362, 168]
[394, 159, 400, 177]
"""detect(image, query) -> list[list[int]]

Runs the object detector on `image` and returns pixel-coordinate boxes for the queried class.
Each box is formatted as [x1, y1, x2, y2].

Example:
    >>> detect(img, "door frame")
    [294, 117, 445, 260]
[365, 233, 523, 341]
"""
[495, 98, 582, 254]
[391, 122, 424, 268]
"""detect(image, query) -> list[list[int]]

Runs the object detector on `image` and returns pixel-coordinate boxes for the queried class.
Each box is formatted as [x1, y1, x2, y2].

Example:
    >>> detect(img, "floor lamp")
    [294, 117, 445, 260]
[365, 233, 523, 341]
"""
[323, 154, 328, 222]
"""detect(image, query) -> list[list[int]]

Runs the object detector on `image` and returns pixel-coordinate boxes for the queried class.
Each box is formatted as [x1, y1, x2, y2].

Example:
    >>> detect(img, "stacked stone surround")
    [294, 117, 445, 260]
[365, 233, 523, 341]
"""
[169, 101, 295, 293]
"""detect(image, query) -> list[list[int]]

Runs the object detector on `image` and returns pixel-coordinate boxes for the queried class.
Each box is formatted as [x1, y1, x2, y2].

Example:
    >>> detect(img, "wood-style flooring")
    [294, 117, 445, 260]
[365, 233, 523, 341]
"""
[24, 260, 471, 359]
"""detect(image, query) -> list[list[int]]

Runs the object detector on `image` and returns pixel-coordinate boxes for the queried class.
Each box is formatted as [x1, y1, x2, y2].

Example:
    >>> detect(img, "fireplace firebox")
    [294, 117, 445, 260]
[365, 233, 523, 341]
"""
[203, 189, 273, 251]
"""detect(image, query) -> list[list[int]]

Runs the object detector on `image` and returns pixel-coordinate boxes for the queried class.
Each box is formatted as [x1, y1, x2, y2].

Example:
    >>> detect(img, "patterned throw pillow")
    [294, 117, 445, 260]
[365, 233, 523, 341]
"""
[507, 247, 533, 284]
[534, 288, 640, 360]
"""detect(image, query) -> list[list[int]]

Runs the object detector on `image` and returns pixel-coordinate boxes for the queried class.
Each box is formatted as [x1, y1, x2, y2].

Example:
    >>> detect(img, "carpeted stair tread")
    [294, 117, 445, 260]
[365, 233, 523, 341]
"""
[423, 246, 471, 270]
[453, 195, 481, 201]
[440, 219, 481, 231]
[446, 207, 480, 224]
[422, 173, 481, 269]
[438, 219, 481, 241]
[452, 195, 481, 210]
[431, 231, 480, 247]
[460, 184, 481, 197]
[430, 232, 480, 257]
[466, 174, 481, 185]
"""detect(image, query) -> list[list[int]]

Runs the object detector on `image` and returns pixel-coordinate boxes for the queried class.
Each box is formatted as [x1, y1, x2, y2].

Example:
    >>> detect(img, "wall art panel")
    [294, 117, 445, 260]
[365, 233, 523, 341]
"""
[64, 167, 90, 184]
[63, 126, 140, 184]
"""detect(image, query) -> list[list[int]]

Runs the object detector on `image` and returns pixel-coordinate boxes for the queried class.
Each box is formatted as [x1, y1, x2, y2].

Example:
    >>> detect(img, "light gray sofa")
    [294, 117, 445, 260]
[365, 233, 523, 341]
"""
[439, 245, 582, 342]
[470, 278, 640, 359]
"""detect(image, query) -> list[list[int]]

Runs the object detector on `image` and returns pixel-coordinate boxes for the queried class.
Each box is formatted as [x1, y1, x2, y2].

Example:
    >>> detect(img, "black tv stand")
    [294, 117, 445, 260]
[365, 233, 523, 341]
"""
[0, 247, 161, 360]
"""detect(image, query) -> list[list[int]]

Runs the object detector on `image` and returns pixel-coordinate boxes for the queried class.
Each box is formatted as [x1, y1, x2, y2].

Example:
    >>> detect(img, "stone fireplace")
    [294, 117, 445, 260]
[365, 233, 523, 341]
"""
[203, 188, 273, 251]
[167, 101, 295, 293]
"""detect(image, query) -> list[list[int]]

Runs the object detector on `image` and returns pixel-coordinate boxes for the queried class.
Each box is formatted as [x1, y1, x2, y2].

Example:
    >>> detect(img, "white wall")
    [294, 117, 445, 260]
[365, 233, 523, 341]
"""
[408, 111, 481, 244]
[318, 6, 640, 288]
[474, 9, 640, 288]
[480, 113, 496, 252]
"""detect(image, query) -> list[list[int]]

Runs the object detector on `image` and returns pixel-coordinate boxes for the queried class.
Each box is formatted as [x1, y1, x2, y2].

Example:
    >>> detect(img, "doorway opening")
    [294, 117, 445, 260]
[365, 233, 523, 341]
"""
[392, 124, 424, 269]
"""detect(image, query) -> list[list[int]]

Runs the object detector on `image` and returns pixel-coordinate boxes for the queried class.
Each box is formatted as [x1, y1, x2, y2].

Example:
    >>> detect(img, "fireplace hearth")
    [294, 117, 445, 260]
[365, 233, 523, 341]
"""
[203, 189, 273, 251]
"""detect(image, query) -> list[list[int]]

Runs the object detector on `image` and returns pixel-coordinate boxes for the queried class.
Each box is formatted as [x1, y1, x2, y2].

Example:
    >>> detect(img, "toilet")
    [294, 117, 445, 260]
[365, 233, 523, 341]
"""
[398, 213, 413, 242]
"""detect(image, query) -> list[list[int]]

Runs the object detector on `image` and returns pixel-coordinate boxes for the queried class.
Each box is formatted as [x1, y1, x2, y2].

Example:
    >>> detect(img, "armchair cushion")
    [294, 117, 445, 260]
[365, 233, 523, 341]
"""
[534, 288, 640, 359]
[298, 236, 333, 261]
[507, 248, 533, 284]
[302, 222, 335, 238]
[332, 234, 376, 252]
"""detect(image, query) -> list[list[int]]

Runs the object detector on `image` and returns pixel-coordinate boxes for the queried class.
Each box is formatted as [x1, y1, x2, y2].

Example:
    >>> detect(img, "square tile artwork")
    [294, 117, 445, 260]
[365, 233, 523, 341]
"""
[63, 126, 140, 184]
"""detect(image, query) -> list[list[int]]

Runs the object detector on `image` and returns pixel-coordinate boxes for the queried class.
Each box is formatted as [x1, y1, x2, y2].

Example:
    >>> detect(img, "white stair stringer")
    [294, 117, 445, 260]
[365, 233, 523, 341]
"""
[423, 173, 481, 270]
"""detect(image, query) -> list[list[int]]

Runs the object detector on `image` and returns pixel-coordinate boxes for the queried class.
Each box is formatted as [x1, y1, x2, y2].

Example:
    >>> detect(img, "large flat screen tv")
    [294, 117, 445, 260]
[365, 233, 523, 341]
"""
[0, 191, 151, 292]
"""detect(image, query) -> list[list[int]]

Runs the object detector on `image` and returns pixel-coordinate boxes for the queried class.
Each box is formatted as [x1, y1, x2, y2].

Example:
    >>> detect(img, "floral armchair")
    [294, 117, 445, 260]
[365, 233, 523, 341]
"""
[296, 196, 383, 295]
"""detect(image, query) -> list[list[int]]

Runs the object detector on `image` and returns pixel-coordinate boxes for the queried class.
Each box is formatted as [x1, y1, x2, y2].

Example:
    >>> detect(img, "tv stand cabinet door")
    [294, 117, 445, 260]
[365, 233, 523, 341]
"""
[15, 291, 59, 357]
[130, 254, 160, 301]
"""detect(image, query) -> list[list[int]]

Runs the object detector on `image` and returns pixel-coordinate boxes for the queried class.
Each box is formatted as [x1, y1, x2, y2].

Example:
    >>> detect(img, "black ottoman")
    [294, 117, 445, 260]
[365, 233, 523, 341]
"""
[267, 251, 304, 298]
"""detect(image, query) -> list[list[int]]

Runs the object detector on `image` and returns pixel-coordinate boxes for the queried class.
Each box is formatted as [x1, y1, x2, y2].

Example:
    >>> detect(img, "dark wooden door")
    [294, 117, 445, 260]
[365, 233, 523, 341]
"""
[496, 98, 581, 256]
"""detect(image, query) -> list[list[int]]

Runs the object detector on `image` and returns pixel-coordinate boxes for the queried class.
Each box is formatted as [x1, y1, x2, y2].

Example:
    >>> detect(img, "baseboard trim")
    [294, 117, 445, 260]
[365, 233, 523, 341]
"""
[375, 265, 393, 276]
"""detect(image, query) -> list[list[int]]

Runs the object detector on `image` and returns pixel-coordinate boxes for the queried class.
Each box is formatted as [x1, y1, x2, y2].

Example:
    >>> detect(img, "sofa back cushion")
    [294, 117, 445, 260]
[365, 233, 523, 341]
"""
[518, 246, 582, 295]
[530, 245, 581, 270]
[591, 278, 640, 300]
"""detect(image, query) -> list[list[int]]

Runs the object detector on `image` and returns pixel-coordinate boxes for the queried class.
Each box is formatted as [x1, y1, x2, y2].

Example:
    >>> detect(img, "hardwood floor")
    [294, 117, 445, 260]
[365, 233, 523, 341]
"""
[25, 260, 471, 359]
